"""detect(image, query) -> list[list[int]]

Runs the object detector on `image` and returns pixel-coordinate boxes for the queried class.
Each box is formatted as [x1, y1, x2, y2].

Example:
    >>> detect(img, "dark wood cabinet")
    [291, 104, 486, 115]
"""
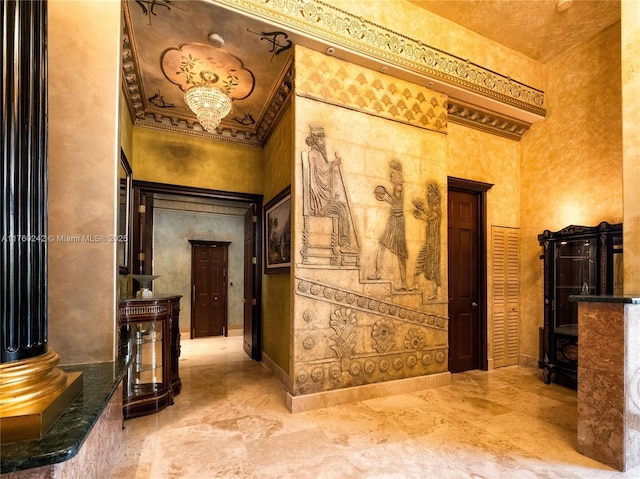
[118, 295, 182, 419]
[538, 222, 622, 386]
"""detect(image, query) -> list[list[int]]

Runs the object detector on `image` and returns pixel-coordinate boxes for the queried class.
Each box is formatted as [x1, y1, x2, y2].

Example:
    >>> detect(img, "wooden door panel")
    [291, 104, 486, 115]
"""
[191, 242, 228, 338]
[448, 190, 480, 373]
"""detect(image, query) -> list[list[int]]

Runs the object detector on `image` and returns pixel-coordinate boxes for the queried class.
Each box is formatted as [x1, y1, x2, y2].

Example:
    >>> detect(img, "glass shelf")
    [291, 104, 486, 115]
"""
[123, 320, 164, 397]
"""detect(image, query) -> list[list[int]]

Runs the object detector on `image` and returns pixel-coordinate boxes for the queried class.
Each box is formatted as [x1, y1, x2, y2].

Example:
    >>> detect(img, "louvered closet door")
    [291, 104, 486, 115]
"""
[492, 226, 520, 367]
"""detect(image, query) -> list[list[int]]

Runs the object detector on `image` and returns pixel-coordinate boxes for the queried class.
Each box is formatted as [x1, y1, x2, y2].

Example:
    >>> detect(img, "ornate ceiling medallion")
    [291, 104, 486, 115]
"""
[161, 42, 255, 99]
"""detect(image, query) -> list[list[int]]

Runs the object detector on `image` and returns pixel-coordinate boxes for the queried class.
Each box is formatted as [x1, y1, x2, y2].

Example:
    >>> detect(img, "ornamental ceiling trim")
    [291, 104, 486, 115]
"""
[213, 0, 546, 117]
[447, 99, 530, 141]
[121, 15, 294, 148]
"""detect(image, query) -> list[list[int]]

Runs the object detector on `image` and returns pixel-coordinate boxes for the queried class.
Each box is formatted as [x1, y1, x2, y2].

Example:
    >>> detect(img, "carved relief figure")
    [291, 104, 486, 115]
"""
[368, 160, 408, 290]
[411, 183, 441, 299]
[301, 126, 359, 265]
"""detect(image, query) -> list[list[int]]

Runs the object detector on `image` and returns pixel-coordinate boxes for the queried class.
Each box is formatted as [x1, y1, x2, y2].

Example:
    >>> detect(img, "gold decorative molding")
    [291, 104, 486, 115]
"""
[296, 46, 447, 133]
[447, 99, 531, 140]
[214, 0, 546, 116]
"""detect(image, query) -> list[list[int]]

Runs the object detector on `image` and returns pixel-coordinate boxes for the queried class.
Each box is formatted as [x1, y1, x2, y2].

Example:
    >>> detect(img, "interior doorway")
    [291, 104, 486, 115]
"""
[447, 177, 492, 373]
[131, 181, 263, 360]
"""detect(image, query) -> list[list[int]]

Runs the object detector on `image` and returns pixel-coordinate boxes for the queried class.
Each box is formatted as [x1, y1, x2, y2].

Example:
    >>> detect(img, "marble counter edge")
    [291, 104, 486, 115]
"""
[569, 295, 640, 304]
[0, 358, 128, 473]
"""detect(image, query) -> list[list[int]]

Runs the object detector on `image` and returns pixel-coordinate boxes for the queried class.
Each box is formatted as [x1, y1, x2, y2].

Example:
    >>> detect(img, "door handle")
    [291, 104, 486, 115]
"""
[472, 302, 478, 307]
[214, 296, 218, 300]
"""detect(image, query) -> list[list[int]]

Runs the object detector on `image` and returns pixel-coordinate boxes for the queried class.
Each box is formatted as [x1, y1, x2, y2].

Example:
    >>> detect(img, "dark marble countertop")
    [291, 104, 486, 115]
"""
[569, 295, 640, 304]
[0, 358, 127, 473]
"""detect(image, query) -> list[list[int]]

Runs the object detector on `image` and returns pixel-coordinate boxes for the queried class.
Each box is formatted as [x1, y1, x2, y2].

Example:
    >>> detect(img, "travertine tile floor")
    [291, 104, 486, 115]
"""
[110, 335, 639, 479]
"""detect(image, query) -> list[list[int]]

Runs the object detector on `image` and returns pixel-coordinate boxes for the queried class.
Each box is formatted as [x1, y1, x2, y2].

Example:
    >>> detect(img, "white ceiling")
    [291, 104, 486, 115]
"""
[409, 0, 621, 63]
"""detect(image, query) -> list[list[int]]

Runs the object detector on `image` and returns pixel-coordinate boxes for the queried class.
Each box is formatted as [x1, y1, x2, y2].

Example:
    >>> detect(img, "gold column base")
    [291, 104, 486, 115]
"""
[0, 351, 84, 444]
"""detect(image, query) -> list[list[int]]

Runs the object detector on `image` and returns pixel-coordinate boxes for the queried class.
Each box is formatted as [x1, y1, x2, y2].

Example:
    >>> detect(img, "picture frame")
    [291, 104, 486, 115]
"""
[264, 185, 291, 273]
[118, 149, 133, 275]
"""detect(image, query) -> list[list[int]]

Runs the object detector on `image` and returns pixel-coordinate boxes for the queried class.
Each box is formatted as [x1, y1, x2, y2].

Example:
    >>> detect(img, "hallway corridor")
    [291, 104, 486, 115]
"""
[110, 335, 635, 478]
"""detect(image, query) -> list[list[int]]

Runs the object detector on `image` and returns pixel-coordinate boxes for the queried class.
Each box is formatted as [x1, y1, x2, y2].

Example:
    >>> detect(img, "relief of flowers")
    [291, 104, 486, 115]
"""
[329, 308, 357, 358]
[371, 319, 395, 353]
[404, 328, 428, 350]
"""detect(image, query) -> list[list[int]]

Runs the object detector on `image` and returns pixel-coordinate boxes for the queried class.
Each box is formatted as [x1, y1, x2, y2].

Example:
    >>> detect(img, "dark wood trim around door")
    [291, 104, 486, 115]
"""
[131, 180, 264, 359]
[448, 176, 493, 371]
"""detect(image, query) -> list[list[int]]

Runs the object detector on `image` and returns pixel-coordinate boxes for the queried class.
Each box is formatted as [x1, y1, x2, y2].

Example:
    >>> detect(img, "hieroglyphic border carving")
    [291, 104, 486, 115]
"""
[214, 0, 546, 115]
[295, 276, 448, 330]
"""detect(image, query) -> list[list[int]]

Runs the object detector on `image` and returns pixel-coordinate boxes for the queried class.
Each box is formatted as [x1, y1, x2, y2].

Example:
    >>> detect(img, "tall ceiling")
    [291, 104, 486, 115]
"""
[122, 0, 621, 146]
[409, 0, 621, 63]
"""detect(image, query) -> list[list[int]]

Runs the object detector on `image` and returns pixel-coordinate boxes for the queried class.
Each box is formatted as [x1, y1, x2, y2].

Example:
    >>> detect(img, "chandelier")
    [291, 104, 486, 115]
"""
[184, 82, 232, 133]
[162, 40, 254, 134]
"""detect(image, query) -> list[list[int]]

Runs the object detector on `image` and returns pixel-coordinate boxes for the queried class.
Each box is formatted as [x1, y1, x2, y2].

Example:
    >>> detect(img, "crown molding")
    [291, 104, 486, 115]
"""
[213, 0, 547, 122]
[121, 19, 294, 148]
[122, 0, 547, 144]
[447, 99, 531, 140]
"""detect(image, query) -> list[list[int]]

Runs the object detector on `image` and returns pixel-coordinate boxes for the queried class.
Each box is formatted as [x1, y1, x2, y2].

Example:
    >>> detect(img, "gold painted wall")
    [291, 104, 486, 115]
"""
[446, 122, 521, 366]
[520, 22, 623, 362]
[132, 127, 263, 194]
[262, 105, 294, 374]
[622, 1, 640, 295]
[48, 0, 121, 364]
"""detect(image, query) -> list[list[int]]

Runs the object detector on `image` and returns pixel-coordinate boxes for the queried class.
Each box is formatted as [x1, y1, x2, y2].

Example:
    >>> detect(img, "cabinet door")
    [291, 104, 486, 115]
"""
[492, 226, 520, 368]
[553, 238, 596, 333]
[123, 320, 165, 400]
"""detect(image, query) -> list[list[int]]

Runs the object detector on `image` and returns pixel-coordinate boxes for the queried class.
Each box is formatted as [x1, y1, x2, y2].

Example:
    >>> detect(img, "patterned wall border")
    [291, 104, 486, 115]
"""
[214, 0, 546, 116]
[296, 45, 448, 133]
[296, 276, 448, 331]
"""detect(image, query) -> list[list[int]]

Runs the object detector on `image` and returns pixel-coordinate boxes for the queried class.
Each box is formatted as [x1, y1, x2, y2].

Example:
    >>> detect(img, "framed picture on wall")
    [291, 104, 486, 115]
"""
[264, 185, 291, 273]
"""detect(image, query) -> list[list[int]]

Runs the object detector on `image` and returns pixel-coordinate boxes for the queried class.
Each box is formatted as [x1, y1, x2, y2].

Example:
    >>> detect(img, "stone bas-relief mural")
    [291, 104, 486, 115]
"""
[294, 278, 448, 395]
[411, 183, 442, 299]
[295, 120, 448, 396]
[293, 46, 450, 398]
[301, 125, 359, 267]
[368, 160, 409, 291]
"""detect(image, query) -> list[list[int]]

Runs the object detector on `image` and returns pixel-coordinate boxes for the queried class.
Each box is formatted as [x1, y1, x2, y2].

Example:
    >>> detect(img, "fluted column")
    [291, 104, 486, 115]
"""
[1, 0, 49, 363]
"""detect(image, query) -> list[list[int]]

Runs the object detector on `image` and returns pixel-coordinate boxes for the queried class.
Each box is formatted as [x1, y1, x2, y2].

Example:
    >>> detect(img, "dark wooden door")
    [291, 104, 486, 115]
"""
[243, 205, 260, 359]
[448, 190, 480, 372]
[190, 241, 229, 338]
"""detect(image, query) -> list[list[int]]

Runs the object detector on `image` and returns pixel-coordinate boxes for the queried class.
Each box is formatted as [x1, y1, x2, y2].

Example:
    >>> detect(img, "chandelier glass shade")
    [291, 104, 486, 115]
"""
[184, 85, 232, 132]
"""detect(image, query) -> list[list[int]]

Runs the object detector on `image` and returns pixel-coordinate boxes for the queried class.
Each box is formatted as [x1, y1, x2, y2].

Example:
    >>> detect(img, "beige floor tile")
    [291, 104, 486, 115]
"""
[110, 335, 634, 479]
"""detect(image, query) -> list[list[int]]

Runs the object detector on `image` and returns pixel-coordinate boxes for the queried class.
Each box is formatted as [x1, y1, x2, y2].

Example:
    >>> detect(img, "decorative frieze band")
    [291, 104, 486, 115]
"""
[296, 45, 448, 133]
[296, 277, 448, 330]
[214, 0, 545, 115]
[447, 99, 531, 140]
